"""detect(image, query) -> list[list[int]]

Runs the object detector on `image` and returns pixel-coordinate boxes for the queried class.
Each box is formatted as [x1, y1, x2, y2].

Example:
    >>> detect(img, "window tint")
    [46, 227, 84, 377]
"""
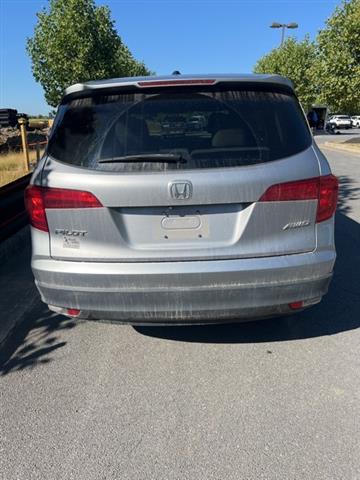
[48, 88, 311, 172]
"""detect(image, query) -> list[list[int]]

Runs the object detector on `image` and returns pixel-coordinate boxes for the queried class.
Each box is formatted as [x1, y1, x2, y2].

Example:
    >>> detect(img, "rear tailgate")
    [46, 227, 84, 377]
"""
[43, 81, 318, 262]
[43, 149, 319, 262]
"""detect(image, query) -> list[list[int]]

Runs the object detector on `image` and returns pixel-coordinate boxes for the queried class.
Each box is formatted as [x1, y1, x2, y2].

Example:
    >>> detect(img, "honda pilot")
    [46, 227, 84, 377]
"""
[25, 74, 338, 323]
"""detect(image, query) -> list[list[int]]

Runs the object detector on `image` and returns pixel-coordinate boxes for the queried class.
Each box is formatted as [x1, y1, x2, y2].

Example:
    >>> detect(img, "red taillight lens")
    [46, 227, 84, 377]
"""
[259, 177, 319, 202]
[317, 175, 338, 223]
[40, 187, 103, 209]
[25, 186, 103, 232]
[259, 175, 338, 223]
[25, 185, 48, 232]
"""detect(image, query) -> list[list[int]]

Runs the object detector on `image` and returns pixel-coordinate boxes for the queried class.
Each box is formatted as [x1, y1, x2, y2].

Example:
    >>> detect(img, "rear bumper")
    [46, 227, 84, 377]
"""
[32, 249, 335, 323]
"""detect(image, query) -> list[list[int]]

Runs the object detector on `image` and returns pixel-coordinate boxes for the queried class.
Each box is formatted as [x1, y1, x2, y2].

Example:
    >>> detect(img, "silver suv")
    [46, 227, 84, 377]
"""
[25, 74, 338, 323]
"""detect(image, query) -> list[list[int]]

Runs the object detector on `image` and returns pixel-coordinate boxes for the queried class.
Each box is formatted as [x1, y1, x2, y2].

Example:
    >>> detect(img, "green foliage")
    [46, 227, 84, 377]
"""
[27, 0, 151, 107]
[254, 0, 360, 114]
[254, 37, 317, 111]
[314, 0, 360, 114]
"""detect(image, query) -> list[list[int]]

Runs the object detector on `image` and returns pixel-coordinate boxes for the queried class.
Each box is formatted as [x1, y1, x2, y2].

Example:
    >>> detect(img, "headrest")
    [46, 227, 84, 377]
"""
[212, 129, 248, 147]
[115, 117, 149, 141]
[207, 113, 229, 134]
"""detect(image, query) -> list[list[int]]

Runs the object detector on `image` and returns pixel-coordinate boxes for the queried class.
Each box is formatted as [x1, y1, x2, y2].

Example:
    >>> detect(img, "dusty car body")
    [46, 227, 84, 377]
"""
[26, 74, 338, 323]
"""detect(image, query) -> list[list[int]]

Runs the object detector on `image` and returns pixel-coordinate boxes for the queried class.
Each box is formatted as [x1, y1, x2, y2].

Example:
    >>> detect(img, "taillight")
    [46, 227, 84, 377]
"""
[259, 177, 319, 202]
[25, 186, 103, 232]
[317, 175, 338, 222]
[25, 185, 48, 232]
[259, 175, 338, 223]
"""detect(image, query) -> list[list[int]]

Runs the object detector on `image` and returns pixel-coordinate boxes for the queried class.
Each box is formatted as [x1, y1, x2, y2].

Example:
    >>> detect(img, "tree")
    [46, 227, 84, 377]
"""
[27, 0, 151, 107]
[254, 36, 318, 111]
[314, 0, 360, 114]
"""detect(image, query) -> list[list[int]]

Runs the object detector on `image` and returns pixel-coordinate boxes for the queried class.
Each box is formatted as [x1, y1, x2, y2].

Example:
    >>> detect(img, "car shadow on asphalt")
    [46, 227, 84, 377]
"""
[135, 190, 360, 344]
[0, 305, 76, 376]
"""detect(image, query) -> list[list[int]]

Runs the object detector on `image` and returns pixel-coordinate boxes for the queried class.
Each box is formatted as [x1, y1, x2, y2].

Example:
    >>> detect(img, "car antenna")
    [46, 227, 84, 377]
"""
[172, 70, 181, 75]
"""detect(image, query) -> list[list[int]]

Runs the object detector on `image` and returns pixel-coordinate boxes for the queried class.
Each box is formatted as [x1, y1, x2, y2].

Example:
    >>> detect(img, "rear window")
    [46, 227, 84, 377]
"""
[48, 87, 311, 172]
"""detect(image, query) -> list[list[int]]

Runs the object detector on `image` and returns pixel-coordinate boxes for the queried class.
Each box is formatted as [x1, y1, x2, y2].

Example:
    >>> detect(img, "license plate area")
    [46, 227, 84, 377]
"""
[159, 206, 209, 241]
[115, 204, 243, 249]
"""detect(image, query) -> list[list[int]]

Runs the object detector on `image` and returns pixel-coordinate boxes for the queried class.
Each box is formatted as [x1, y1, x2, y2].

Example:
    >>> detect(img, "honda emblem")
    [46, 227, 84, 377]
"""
[169, 181, 192, 200]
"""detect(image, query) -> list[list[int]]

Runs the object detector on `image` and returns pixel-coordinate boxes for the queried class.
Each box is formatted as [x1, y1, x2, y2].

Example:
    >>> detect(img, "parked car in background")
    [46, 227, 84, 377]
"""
[161, 115, 186, 135]
[351, 116, 360, 127]
[25, 74, 338, 324]
[186, 114, 206, 132]
[328, 115, 352, 129]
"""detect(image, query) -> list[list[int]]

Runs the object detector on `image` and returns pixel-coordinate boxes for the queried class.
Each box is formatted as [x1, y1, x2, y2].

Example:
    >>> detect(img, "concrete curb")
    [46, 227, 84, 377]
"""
[323, 142, 360, 154]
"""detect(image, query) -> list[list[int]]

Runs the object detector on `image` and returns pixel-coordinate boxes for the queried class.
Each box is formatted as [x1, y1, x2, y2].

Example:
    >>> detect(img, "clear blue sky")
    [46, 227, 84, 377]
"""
[0, 0, 339, 115]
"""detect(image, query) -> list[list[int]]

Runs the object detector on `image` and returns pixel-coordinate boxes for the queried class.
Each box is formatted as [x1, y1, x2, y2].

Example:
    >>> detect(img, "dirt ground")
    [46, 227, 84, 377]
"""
[0, 127, 49, 154]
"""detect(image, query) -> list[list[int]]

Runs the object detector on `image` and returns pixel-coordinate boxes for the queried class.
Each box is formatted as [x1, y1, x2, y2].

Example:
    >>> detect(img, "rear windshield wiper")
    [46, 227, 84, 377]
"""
[98, 154, 187, 164]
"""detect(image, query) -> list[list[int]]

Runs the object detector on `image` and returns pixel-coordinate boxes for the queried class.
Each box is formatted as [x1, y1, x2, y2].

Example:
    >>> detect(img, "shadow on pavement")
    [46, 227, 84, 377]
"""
[135, 210, 360, 344]
[337, 175, 360, 216]
[0, 304, 76, 376]
[0, 239, 78, 375]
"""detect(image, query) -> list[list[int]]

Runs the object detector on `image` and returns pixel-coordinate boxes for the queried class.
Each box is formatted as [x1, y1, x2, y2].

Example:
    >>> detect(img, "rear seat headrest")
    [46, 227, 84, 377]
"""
[212, 128, 248, 147]
[115, 117, 149, 140]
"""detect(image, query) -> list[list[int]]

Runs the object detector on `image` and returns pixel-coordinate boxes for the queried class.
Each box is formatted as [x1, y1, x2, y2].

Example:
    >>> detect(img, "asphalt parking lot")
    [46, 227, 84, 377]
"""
[316, 126, 360, 146]
[0, 144, 359, 480]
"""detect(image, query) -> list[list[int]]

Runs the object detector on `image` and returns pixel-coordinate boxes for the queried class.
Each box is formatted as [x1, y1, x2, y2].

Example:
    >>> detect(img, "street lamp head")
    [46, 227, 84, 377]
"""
[270, 21, 298, 46]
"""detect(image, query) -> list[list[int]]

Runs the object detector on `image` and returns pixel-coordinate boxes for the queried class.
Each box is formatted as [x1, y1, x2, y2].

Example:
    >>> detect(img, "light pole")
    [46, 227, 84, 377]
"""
[270, 22, 298, 46]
